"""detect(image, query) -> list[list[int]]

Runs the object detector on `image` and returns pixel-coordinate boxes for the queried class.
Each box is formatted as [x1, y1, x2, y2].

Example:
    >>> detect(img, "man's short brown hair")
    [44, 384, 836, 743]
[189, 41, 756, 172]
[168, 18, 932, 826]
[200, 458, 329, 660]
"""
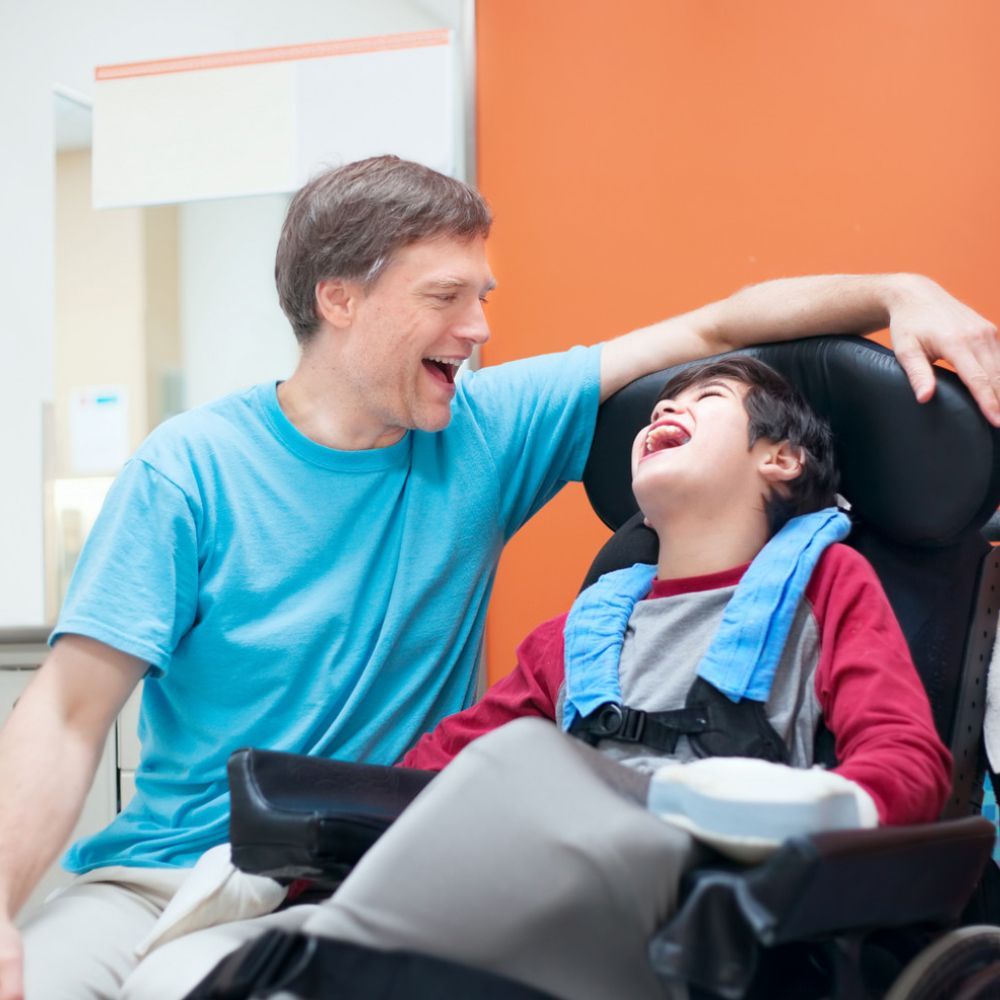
[275, 156, 492, 343]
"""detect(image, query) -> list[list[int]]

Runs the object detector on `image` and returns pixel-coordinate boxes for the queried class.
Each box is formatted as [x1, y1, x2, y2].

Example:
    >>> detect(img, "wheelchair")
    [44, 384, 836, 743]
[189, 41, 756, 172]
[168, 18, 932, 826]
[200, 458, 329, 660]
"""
[188, 336, 1000, 1000]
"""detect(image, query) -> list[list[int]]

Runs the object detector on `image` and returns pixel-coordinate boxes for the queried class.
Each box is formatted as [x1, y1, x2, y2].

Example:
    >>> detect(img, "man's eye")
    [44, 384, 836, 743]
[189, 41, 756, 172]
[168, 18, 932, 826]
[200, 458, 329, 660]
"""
[433, 294, 458, 304]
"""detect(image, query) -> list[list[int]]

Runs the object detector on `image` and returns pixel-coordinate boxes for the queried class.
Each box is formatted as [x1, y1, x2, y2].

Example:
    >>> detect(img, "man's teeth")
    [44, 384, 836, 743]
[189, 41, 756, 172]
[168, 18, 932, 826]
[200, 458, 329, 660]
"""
[645, 425, 691, 452]
[426, 356, 461, 369]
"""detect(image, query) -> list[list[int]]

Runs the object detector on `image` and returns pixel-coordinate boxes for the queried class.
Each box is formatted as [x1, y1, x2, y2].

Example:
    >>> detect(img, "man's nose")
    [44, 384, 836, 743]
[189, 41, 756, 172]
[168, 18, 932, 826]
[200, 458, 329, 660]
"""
[456, 301, 491, 345]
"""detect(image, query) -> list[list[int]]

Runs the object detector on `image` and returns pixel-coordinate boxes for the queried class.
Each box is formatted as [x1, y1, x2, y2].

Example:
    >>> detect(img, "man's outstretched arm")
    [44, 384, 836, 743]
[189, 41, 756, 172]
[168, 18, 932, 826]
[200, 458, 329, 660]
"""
[0, 636, 144, 1000]
[600, 273, 1000, 424]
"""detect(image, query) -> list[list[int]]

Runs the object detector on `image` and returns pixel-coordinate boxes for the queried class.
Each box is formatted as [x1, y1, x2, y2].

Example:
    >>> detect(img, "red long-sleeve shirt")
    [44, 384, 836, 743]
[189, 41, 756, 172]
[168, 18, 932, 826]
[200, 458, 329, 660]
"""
[401, 545, 952, 826]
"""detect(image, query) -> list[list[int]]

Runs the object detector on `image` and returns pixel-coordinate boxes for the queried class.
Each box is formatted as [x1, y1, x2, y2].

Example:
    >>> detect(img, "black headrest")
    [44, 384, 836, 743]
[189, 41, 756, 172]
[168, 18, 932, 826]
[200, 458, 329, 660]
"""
[583, 336, 1000, 547]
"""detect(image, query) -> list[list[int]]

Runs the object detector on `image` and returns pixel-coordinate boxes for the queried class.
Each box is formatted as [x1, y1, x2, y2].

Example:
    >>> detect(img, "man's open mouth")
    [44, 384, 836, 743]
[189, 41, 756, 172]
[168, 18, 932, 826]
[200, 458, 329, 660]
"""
[423, 356, 462, 386]
[643, 422, 691, 456]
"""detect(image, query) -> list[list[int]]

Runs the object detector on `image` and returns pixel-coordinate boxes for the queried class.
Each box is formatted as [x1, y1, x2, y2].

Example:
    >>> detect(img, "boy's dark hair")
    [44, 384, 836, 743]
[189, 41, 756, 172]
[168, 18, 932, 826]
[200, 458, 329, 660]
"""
[657, 355, 839, 533]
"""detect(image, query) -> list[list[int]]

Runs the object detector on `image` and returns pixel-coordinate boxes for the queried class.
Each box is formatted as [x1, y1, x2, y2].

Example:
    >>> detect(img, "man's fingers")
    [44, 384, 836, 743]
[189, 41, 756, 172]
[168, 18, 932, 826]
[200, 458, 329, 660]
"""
[966, 325, 1000, 426]
[896, 329, 1000, 426]
[939, 314, 1000, 425]
[949, 340, 1000, 427]
[894, 343, 937, 405]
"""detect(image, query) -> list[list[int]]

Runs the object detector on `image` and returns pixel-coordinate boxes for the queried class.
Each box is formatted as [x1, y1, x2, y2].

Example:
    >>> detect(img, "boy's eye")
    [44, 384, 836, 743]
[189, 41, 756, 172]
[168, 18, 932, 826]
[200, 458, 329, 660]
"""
[696, 390, 722, 400]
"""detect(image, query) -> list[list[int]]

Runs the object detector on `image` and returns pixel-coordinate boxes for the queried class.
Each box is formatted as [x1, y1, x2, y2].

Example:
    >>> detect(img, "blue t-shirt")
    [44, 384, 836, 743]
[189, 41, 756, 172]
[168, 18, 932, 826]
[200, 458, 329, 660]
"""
[53, 345, 601, 871]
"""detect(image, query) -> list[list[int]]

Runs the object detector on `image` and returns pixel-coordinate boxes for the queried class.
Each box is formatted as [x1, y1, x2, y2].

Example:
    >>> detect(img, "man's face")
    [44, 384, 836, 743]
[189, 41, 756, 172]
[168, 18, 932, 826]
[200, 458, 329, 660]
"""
[630, 377, 772, 522]
[337, 236, 495, 445]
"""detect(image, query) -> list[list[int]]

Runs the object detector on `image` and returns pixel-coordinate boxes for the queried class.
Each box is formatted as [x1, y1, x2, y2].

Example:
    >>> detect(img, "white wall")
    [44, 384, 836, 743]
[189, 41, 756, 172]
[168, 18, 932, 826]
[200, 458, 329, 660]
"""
[179, 196, 297, 409]
[0, 0, 467, 626]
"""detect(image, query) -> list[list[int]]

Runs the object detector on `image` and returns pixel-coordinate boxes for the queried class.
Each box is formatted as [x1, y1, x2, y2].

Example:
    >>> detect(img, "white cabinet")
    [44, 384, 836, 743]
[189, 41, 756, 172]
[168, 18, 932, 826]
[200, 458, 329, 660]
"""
[0, 630, 141, 921]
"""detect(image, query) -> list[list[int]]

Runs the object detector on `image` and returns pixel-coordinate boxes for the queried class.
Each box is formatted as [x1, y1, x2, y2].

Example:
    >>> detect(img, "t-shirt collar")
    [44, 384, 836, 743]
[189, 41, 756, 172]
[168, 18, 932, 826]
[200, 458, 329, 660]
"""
[257, 381, 413, 471]
[646, 563, 749, 599]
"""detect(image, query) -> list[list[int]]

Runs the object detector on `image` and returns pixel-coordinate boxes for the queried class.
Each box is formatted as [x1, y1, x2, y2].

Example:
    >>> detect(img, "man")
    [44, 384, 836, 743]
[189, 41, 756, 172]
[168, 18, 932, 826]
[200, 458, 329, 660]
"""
[0, 155, 996, 999]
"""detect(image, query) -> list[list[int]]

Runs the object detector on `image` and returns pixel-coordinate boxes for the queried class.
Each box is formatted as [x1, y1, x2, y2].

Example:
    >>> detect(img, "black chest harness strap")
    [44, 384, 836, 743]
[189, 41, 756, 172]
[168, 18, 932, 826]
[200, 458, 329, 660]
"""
[568, 677, 790, 764]
[568, 703, 708, 752]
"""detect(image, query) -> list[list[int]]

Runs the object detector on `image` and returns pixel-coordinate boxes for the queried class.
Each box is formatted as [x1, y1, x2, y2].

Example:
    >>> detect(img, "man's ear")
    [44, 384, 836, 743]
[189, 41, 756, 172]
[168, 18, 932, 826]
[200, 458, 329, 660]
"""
[759, 441, 804, 486]
[315, 278, 360, 329]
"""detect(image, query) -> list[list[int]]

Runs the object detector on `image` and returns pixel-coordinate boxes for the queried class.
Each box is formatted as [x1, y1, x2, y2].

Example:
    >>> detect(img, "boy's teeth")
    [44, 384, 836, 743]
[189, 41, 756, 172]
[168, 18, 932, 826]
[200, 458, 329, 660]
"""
[646, 425, 690, 452]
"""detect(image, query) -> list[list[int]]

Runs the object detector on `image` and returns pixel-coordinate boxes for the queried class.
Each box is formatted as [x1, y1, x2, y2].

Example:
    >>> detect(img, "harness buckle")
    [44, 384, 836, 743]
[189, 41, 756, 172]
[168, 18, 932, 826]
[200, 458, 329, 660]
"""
[592, 703, 625, 738]
[573, 703, 647, 744]
[619, 706, 645, 742]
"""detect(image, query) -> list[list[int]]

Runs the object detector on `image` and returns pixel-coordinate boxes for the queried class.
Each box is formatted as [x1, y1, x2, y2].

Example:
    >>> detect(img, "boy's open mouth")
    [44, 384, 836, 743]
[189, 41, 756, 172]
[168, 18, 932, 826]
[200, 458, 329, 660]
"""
[643, 422, 691, 457]
[423, 356, 462, 386]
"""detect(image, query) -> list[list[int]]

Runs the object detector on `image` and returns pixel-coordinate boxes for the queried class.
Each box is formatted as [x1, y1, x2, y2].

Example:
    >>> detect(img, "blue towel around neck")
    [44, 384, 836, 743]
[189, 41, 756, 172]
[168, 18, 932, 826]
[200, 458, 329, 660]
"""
[562, 507, 851, 730]
[697, 507, 851, 701]
[562, 562, 657, 729]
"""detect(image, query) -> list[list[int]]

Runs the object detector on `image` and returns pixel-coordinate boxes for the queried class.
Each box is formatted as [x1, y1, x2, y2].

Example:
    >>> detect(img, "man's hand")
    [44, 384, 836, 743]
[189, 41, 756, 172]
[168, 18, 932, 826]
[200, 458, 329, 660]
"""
[885, 274, 1000, 426]
[0, 919, 23, 1000]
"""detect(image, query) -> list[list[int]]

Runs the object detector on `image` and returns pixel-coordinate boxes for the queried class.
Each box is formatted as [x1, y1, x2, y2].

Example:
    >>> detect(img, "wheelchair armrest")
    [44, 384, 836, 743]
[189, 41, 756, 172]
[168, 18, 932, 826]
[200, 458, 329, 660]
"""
[745, 816, 996, 943]
[227, 748, 436, 883]
[650, 816, 996, 997]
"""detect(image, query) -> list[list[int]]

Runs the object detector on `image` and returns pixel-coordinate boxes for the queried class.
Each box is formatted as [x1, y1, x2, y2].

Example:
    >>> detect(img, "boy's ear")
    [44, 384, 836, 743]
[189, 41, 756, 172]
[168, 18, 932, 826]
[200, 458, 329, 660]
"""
[759, 441, 804, 486]
[315, 278, 360, 329]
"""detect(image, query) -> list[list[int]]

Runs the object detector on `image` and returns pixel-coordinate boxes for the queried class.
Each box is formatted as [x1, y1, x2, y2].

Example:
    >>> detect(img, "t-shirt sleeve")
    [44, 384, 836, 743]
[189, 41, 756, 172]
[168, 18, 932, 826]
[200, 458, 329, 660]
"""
[808, 545, 952, 825]
[399, 613, 568, 770]
[458, 345, 602, 538]
[50, 458, 201, 675]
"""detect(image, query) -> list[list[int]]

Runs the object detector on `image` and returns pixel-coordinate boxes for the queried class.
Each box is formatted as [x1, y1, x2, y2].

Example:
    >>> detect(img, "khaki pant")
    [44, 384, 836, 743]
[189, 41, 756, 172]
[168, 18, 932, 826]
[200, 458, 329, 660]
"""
[19, 867, 317, 999]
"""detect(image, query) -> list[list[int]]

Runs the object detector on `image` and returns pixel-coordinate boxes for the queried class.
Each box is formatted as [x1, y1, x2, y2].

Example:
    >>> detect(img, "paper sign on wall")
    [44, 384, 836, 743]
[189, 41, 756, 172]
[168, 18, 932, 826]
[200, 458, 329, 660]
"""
[69, 386, 129, 474]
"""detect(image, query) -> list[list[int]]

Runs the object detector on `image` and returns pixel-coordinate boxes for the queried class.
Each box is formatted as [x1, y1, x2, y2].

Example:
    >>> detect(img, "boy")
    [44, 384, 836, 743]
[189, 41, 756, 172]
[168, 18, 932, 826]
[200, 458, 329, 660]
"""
[398, 356, 951, 829]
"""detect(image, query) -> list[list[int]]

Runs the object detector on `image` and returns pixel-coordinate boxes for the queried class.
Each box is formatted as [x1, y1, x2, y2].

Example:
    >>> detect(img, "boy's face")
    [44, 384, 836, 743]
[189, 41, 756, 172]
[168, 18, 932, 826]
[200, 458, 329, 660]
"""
[630, 377, 776, 521]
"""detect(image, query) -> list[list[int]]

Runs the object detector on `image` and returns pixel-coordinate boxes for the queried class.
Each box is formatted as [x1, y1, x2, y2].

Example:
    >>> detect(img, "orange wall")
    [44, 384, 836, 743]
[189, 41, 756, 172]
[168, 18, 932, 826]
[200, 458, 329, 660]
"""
[477, 0, 1000, 683]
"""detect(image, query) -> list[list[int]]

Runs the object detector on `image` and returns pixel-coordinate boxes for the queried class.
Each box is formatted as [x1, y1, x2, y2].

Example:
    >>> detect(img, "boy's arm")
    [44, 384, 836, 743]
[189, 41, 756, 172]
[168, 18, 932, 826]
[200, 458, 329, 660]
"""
[807, 546, 952, 825]
[0, 635, 145, 1000]
[400, 614, 567, 770]
[599, 274, 1000, 425]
